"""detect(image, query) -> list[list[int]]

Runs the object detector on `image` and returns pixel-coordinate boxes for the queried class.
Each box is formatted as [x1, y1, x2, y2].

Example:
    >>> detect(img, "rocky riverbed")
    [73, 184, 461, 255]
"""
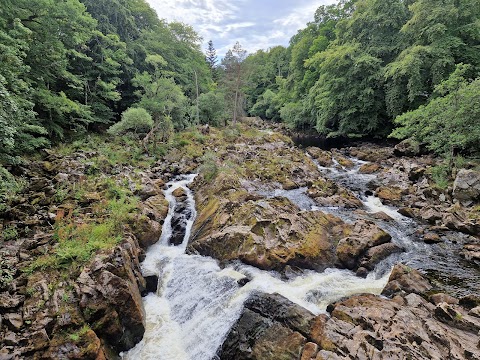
[1, 119, 479, 359]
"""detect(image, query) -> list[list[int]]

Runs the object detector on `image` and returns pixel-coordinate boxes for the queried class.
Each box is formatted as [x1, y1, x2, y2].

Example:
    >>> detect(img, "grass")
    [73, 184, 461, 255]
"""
[68, 324, 92, 343]
[25, 178, 138, 274]
[429, 164, 450, 190]
[0, 259, 15, 289]
[1, 225, 18, 241]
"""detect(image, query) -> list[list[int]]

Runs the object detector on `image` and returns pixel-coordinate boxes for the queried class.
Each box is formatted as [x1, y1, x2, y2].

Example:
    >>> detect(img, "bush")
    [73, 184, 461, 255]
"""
[107, 107, 153, 137]
[198, 152, 219, 182]
[0, 166, 24, 212]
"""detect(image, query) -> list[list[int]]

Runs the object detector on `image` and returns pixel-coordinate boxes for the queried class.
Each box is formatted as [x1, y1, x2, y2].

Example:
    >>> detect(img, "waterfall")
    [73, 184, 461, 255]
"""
[122, 164, 422, 359]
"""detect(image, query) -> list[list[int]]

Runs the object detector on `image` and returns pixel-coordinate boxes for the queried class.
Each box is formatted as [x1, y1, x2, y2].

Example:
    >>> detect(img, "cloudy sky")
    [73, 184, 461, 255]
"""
[146, 0, 338, 57]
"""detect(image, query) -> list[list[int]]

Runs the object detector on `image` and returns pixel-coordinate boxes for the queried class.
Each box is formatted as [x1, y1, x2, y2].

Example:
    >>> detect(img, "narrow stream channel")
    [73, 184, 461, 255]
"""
[123, 152, 471, 359]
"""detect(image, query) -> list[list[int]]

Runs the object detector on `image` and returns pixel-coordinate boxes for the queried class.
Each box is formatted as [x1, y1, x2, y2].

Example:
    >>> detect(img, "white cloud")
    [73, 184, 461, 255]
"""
[146, 0, 339, 57]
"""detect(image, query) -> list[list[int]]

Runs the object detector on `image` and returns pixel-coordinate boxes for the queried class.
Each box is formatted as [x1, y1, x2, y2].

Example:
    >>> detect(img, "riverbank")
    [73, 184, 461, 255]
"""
[1, 119, 479, 359]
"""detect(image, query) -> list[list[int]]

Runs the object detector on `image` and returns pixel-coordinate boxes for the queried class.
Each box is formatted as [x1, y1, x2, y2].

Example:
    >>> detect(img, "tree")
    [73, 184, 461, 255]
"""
[206, 40, 218, 81]
[305, 43, 385, 137]
[198, 90, 226, 126]
[391, 64, 480, 156]
[0, 18, 48, 163]
[133, 54, 188, 148]
[221, 42, 247, 124]
[107, 107, 153, 136]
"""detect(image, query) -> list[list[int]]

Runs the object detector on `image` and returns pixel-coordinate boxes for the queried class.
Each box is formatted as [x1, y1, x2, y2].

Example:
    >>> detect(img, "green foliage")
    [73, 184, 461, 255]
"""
[26, 181, 138, 273]
[198, 151, 219, 182]
[68, 324, 92, 343]
[391, 65, 480, 156]
[280, 102, 313, 130]
[428, 164, 450, 189]
[0, 166, 25, 212]
[134, 69, 189, 129]
[306, 43, 385, 137]
[107, 107, 153, 136]
[251, 89, 281, 121]
[221, 42, 248, 124]
[197, 90, 226, 126]
[241, 0, 480, 157]
[1, 225, 18, 242]
[0, 259, 15, 289]
[0, 0, 214, 163]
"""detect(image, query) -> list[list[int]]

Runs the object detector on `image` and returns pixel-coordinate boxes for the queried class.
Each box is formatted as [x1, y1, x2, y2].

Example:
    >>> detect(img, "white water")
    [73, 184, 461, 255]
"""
[123, 167, 397, 360]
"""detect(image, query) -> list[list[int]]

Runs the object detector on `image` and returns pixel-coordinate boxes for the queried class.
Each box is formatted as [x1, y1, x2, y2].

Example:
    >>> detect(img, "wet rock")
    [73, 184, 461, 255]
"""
[394, 139, 422, 157]
[334, 155, 354, 169]
[218, 293, 311, 360]
[355, 267, 369, 278]
[335, 221, 392, 271]
[142, 275, 159, 296]
[190, 195, 347, 271]
[382, 264, 432, 297]
[397, 207, 415, 218]
[359, 163, 381, 174]
[237, 277, 250, 287]
[172, 187, 187, 198]
[244, 293, 316, 336]
[143, 194, 169, 223]
[306, 148, 333, 167]
[170, 210, 189, 246]
[132, 215, 162, 249]
[423, 232, 442, 244]
[376, 186, 402, 203]
[359, 243, 402, 270]
[453, 169, 480, 205]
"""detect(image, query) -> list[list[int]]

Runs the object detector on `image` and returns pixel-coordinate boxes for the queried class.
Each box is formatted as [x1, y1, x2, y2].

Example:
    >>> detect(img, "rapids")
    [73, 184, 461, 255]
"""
[123, 152, 475, 359]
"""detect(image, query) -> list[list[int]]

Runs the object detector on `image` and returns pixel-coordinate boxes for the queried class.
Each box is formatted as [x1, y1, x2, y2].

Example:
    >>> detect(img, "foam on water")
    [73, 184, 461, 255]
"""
[123, 165, 400, 360]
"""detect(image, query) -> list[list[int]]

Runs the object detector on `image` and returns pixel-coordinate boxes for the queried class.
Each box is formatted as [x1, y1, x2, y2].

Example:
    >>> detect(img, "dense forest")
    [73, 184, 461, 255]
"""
[1, 0, 480, 169]
[244, 0, 480, 157]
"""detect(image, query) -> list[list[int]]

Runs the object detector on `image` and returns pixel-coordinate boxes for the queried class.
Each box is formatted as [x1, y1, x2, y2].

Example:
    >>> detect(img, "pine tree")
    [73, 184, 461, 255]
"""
[206, 40, 218, 81]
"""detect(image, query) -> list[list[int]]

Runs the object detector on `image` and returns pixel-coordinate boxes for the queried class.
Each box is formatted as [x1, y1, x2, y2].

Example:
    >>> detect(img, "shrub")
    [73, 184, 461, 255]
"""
[107, 107, 153, 136]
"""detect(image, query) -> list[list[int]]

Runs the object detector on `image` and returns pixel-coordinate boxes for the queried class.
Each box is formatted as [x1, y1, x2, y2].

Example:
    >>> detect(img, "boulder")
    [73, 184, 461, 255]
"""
[217, 293, 312, 360]
[382, 264, 432, 297]
[376, 186, 402, 203]
[359, 163, 381, 174]
[453, 169, 480, 205]
[143, 194, 169, 223]
[131, 216, 162, 249]
[335, 220, 392, 271]
[306, 148, 333, 167]
[77, 237, 146, 352]
[393, 139, 422, 157]
[190, 195, 348, 271]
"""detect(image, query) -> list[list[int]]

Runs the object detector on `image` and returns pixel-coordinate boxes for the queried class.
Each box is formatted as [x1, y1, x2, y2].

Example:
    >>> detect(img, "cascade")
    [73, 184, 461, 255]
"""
[125, 152, 466, 359]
